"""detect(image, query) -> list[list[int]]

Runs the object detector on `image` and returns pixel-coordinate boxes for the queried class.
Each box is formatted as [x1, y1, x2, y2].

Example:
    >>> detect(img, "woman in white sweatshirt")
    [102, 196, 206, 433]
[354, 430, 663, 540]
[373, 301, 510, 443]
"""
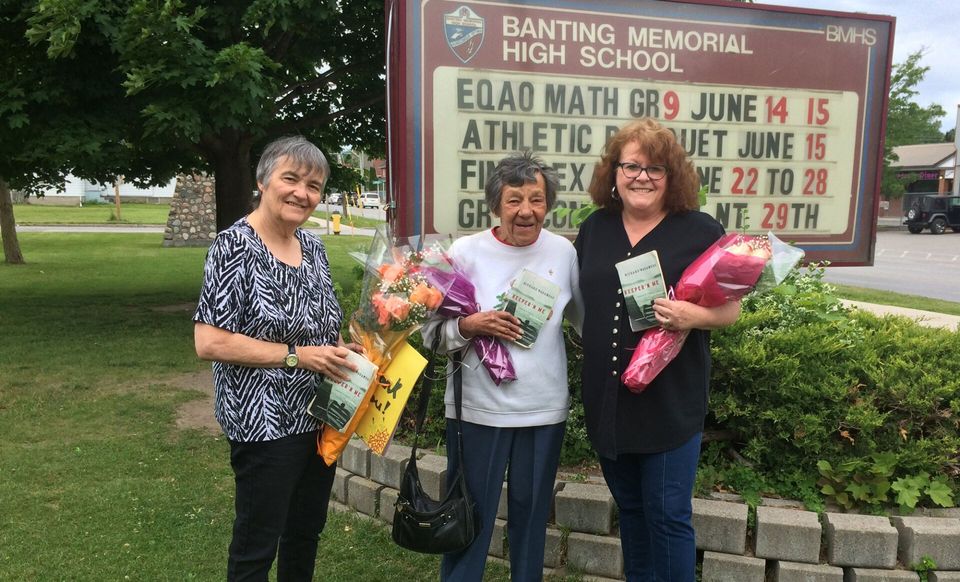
[422, 151, 583, 582]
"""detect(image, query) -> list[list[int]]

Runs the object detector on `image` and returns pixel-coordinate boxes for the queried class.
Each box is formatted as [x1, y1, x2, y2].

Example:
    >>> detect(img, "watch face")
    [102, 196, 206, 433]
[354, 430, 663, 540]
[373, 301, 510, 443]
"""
[285, 353, 299, 367]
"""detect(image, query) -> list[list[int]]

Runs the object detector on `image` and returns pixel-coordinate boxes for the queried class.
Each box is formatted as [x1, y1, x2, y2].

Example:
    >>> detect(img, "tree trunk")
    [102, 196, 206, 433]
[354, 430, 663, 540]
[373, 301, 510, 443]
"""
[113, 175, 123, 221]
[209, 131, 254, 232]
[0, 178, 25, 264]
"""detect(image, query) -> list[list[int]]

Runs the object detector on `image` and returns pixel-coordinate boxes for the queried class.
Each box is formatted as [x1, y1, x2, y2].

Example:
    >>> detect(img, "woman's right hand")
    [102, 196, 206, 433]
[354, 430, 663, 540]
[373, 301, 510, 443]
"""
[458, 310, 522, 342]
[296, 345, 360, 382]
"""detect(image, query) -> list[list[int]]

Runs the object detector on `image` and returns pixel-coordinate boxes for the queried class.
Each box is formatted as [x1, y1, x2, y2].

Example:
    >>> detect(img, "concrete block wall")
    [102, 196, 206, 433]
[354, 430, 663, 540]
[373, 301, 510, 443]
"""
[334, 438, 960, 580]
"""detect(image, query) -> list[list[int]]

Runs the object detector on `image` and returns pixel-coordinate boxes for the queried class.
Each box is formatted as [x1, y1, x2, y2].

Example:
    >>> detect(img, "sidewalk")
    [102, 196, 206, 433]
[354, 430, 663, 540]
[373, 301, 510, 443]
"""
[877, 216, 904, 230]
[304, 215, 376, 237]
[842, 300, 960, 330]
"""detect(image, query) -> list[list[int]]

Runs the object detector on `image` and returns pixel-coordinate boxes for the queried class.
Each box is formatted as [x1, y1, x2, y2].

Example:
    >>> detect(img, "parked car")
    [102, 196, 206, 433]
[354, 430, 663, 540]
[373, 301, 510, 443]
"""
[903, 194, 960, 234]
[359, 192, 382, 209]
[326, 192, 343, 205]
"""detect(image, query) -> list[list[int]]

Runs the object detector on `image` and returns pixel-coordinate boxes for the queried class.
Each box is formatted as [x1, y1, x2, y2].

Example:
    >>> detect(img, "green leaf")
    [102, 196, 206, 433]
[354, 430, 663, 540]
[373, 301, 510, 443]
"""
[697, 184, 708, 207]
[846, 482, 872, 502]
[892, 477, 923, 509]
[926, 480, 955, 508]
[870, 452, 898, 475]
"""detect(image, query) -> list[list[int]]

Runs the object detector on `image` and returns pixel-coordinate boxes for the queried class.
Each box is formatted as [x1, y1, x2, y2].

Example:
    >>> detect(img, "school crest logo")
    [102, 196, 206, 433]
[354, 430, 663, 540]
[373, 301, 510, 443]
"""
[444, 6, 485, 63]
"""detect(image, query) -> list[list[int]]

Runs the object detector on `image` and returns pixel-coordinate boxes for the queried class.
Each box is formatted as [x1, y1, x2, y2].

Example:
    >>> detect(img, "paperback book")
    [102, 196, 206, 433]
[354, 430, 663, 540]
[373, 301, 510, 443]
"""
[495, 269, 561, 348]
[615, 250, 668, 332]
[307, 350, 379, 433]
[354, 341, 428, 455]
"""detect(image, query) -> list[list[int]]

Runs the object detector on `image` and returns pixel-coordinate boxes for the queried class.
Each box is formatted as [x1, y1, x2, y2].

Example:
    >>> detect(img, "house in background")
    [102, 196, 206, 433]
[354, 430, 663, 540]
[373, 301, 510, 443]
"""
[17, 174, 176, 205]
[880, 142, 956, 218]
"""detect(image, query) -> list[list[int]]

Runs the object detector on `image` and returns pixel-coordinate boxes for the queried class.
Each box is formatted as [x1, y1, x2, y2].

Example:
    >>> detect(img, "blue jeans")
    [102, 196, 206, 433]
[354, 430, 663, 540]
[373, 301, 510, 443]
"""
[441, 420, 566, 582]
[599, 432, 702, 582]
[227, 430, 336, 582]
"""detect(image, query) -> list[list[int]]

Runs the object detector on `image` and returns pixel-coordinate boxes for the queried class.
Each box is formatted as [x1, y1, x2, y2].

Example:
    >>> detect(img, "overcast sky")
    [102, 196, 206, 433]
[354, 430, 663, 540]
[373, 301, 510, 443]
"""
[756, 0, 959, 134]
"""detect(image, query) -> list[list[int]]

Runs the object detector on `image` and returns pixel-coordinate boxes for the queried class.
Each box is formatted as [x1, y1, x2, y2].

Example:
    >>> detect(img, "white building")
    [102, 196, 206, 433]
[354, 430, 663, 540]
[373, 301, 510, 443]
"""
[29, 174, 176, 205]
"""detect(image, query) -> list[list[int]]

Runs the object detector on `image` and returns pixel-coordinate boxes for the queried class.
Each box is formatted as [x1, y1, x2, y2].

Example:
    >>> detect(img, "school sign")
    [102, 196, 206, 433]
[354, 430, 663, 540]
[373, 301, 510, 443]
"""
[386, 0, 895, 264]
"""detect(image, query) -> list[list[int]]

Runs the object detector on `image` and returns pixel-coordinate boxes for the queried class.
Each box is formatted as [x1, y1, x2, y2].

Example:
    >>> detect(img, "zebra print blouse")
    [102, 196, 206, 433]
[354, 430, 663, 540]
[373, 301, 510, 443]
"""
[194, 218, 343, 442]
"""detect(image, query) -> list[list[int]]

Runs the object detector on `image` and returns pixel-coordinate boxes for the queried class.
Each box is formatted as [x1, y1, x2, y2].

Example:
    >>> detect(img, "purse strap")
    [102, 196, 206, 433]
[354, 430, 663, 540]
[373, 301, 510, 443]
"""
[408, 330, 466, 467]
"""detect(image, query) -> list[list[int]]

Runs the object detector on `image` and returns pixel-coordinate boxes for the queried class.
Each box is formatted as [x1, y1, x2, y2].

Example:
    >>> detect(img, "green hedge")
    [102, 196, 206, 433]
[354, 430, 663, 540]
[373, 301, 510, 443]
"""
[708, 266, 960, 511]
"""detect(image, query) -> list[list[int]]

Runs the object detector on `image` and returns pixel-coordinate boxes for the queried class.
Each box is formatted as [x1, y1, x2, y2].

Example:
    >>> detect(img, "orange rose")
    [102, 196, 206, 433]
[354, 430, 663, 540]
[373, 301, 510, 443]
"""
[371, 292, 391, 326]
[378, 263, 405, 284]
[410, 283, 443, 310]
[383, 295, 411, 323]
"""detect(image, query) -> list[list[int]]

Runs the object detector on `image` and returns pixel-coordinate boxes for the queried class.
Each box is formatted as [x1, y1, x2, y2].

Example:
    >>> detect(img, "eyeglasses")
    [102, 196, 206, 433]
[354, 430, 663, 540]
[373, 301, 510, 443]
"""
[616, 162, 667, 181]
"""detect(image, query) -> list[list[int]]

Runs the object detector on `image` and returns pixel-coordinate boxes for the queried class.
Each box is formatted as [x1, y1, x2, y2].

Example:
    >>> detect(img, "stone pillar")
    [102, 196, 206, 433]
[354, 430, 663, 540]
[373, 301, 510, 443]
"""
[163, 174, 217, 247]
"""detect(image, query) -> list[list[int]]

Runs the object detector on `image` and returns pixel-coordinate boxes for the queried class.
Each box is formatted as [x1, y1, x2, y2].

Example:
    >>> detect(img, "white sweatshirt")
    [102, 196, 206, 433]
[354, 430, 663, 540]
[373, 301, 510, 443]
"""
[422, 228, 583, 427]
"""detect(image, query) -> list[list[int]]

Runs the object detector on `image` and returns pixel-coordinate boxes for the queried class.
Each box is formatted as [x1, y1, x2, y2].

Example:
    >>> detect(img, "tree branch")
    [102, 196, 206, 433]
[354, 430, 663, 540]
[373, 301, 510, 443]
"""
[275, 60, 377, 110]
[271, 93, 384, 136]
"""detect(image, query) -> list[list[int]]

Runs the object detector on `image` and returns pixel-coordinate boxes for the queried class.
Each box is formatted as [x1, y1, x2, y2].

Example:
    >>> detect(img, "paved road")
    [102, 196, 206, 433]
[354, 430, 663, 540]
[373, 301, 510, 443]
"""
[824, 230, 960, 302]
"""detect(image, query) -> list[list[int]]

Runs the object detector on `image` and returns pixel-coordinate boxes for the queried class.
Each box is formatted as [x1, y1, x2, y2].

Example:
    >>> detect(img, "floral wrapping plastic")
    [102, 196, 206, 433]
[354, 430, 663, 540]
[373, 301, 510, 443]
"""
[621, 232, 804, 393]
[423, 262, 518, 386]
[318, 226, 450, 465]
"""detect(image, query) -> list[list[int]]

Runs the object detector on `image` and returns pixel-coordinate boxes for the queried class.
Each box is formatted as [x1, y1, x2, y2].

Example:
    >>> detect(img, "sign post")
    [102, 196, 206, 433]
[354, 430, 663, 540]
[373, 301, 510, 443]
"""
[387, 0, 895, 265]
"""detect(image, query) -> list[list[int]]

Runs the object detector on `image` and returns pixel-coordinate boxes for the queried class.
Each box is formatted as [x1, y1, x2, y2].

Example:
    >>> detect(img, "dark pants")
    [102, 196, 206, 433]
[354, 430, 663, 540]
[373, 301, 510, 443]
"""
[441, 420, 566, 582]
[227, 430, 336, 582]
[599, 432, 702, 582]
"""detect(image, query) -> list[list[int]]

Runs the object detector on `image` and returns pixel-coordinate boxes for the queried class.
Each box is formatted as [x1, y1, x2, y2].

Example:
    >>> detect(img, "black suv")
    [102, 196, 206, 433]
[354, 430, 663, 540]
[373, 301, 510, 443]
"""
[903, 194, 960, 234]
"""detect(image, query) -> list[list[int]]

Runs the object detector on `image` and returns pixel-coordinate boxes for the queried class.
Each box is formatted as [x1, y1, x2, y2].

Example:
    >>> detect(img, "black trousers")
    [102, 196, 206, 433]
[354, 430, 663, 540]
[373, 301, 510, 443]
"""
[227, 430, 336, 582]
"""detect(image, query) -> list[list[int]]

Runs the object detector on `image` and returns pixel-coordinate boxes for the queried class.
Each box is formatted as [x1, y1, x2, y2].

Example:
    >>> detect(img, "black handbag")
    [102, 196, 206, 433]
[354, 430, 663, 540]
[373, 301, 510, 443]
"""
[391, 340, 480, 554]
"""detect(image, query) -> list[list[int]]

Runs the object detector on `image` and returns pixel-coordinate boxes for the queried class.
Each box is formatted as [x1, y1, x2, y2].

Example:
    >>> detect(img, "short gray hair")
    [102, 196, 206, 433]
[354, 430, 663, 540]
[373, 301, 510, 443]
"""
[255, 136, 330, 189]
[484, 151, 559, 213]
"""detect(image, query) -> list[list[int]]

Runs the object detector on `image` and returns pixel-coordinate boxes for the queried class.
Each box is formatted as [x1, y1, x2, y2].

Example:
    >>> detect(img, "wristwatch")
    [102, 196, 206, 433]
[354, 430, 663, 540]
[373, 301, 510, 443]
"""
[284, 344, 299, 368]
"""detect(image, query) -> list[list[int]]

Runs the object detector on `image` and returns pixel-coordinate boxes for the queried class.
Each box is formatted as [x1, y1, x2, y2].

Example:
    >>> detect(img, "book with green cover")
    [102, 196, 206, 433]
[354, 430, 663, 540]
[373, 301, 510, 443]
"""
[307, 350, 378, 432]
[495, 269, 561, 348]
[615, 250, 667, 332]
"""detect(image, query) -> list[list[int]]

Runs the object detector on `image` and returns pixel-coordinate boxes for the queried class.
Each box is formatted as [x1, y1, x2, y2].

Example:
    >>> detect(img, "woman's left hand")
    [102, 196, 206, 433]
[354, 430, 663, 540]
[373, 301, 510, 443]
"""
[652, 298, 741, 331]
[340, 342, 364, 354]
[297, 345, 361, 382]
[652, 298, 696, 331]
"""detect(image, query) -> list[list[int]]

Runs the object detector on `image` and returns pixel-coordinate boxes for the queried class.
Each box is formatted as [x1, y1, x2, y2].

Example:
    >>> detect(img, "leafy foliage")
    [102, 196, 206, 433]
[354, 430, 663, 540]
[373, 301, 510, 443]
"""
[19, 0, 387, 229]
[709, 265, 960, 511]
[881, 50, 947, 198]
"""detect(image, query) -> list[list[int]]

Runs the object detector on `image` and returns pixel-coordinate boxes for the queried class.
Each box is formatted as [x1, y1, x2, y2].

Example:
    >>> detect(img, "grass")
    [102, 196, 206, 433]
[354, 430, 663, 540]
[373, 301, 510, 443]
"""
[0, 233, 580, 581]
[833, 284, 960, 317]
[13, 202, 171, 225]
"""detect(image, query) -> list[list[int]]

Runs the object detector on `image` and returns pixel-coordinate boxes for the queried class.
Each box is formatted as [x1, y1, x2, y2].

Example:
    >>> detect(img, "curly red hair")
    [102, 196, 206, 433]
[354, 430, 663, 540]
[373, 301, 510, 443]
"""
[587, 118, 700, 214]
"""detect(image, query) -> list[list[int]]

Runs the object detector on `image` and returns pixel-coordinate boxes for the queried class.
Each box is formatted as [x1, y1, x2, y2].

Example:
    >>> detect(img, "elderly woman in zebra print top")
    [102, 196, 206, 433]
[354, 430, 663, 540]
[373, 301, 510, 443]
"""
[194, 136, 362, 582]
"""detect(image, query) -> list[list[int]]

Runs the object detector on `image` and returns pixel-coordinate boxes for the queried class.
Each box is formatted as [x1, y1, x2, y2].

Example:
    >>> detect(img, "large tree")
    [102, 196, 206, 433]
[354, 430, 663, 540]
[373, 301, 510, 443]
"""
[880, 50, 946, 198]
[25, 0, 386, 231]
[0, 0, 177, 263]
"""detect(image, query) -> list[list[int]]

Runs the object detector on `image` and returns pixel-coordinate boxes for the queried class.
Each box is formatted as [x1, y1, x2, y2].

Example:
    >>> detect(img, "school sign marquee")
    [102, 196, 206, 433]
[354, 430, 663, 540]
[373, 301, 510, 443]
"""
[386, 0, 895, 264]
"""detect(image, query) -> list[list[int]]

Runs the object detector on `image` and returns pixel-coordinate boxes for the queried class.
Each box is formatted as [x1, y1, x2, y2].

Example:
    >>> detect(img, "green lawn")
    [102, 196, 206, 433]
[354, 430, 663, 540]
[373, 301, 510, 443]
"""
[13, 202, 172, 225]
[0, 233, 552, 582]
[832, 284, 960, 317]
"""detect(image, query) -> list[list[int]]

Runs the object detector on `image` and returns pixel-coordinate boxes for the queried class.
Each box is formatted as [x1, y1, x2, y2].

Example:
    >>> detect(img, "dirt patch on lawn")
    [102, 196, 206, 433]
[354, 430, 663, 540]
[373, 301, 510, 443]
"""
[149, 303, 197, 314]
[170, 368, 220, 435]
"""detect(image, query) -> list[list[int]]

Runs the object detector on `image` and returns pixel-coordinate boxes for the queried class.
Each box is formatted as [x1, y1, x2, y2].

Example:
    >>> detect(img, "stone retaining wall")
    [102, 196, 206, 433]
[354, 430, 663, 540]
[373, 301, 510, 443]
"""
[334, 438, 960, 581]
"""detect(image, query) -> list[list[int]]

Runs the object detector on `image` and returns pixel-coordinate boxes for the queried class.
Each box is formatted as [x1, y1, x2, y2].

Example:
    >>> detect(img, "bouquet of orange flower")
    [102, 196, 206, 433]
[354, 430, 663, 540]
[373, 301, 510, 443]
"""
[317, 226, 449, 465]
[621, 232, 804, 393]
